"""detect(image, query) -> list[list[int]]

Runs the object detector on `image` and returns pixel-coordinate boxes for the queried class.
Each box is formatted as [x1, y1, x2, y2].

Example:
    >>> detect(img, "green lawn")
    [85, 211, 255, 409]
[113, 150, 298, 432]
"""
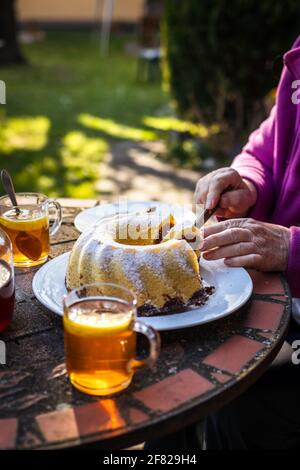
[0, 32, 168, 198]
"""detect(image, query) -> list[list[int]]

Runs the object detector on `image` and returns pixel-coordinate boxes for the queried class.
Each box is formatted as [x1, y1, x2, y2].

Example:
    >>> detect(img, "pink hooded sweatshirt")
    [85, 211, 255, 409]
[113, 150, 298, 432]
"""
[232, 36, 300, 297]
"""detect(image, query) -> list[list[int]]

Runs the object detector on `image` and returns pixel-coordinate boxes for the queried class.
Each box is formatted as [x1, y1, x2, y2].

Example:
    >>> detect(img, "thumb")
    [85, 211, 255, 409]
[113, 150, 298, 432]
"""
[219, 189, 253, 213]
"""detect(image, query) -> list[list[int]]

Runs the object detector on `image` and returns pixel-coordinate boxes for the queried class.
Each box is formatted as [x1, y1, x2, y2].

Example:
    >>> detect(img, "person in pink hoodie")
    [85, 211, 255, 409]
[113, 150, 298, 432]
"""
[192, 36, 300, 450]
[145, 37, 300, 450]
[195, 36, 300, 297]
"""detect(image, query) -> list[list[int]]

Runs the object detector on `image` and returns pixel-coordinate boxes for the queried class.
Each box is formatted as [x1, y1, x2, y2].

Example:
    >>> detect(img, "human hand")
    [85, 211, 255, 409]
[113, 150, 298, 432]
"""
[194, 167, 257, 218]
[201, 218, 290, 272]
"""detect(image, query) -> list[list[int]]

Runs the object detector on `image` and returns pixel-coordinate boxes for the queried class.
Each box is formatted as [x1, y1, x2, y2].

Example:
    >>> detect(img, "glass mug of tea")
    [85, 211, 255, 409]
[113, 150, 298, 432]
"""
[63, 283, 161, 396]
[0, 228, 15, 332]
[0, 193, 62, 267]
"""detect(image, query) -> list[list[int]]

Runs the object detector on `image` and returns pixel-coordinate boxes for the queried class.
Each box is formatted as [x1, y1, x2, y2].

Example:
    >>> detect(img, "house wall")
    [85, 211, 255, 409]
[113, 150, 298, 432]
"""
[17, 0, 145, 23]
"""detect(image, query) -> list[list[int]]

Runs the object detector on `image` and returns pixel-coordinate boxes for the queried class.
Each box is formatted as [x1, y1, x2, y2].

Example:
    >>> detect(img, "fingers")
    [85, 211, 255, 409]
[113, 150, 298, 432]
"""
[194, 169, 256, 218]
[224, 254, 261, 268]
[205, 169, 241, 210]
[206, 177, 228, 210]
[201, 227, 252, 251]
[203, 218, 246, 238]
[200, 218, 262, 270]
[203, 242, 256, 260]
[194, 168, 241, 209]
[194, 178, 209, 205]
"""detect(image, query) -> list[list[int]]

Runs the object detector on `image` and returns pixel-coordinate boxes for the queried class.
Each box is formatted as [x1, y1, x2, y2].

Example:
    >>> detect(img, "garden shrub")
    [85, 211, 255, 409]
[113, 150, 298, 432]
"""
[163, 0, 300, 161]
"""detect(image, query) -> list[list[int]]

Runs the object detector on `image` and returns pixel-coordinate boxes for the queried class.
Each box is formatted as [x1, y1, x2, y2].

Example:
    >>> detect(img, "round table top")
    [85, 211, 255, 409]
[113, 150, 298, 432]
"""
[0, 201, 291, 450]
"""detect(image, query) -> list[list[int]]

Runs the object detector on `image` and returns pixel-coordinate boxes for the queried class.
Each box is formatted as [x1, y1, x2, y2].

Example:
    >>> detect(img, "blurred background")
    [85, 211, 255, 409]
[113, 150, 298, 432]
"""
[0, 0, 299, 203]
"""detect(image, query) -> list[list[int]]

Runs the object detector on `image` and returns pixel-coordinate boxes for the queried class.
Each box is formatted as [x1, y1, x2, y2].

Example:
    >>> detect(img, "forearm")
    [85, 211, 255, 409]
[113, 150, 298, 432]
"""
[241, 178, 257, 212]
[231, 106, 276, 221]
[232, 152, 274, 221]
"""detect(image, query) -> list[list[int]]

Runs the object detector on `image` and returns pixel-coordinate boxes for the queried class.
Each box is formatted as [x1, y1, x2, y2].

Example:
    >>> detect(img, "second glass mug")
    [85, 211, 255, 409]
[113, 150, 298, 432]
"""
[0, 193, 62, 267]
[63, 283, 161, 396]
[0, 228, 15, 332]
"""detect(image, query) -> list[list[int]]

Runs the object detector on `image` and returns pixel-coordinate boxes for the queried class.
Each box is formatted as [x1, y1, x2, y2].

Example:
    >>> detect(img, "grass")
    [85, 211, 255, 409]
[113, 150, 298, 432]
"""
[0, 32, 168, 198]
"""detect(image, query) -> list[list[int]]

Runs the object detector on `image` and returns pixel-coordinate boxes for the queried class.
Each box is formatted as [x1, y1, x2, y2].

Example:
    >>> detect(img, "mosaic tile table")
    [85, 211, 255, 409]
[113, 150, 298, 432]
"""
[0, 199, 291, 449]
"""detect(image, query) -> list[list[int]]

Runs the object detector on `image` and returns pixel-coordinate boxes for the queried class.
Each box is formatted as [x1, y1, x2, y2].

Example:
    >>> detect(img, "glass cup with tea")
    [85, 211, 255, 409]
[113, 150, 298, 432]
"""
[0, 228, 15, 332]
[63, 283, 161, 396]
[0, 193, 62, 268]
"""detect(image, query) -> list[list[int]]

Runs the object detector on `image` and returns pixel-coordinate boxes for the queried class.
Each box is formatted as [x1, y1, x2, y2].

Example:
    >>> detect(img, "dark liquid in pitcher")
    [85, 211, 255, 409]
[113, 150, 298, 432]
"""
[0, 259, 15, 332]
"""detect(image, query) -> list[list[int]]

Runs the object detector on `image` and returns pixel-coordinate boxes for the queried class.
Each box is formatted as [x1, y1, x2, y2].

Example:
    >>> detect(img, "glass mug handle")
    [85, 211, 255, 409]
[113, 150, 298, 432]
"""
[129, 320, 161, 372]
[48, 199, 62, 236]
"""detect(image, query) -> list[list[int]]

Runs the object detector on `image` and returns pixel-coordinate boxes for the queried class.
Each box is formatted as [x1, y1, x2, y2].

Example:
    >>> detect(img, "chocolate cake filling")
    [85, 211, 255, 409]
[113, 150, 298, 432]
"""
[138, 285, 215, 317]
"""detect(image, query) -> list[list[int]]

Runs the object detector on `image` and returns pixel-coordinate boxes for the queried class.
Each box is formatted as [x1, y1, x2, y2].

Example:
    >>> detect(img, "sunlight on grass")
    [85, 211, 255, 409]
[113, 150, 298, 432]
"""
[0, 32, 168, 197]
[0, 116, 50, 153]
[143, 116, 220, 138]
[78, 113, 158, 141]
[61, 131, 108, 197]
[11, 131, 108, 198]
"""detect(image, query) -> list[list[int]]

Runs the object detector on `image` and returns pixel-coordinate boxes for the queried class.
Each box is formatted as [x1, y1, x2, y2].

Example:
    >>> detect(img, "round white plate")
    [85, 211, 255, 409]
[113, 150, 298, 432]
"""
[74, 201, 196, 233]
[32, 252, 253, 331]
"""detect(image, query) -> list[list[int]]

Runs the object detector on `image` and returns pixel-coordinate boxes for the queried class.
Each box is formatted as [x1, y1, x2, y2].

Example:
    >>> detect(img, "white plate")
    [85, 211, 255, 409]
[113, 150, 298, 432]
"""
[74, 201, 196, 233]
[32, 252, 253, 331]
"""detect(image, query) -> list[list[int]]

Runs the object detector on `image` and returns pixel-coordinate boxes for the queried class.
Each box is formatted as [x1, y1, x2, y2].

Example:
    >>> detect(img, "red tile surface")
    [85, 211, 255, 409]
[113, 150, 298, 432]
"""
[36, 407, 79, 442]
[248, 270, 284, 296]
[133, 369, 214, 412]
[128, 408, 148, 425]
[244, 300, 284, 331]
[203, 335, 264, 374]
[0, 418, 18, 449]
[36, 400, 125, 443]
[94, 399, 125, 432]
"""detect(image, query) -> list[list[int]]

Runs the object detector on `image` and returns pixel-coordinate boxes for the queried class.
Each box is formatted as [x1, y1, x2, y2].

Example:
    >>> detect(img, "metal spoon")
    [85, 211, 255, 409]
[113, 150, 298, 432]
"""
[1, 169, 20, 215]
[1, 169, 43, 262]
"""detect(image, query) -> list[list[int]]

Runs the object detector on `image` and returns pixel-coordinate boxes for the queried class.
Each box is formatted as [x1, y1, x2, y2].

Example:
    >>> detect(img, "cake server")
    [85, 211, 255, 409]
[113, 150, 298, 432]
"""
[195, 206, 218, 229]
[194, 189, 231, 229]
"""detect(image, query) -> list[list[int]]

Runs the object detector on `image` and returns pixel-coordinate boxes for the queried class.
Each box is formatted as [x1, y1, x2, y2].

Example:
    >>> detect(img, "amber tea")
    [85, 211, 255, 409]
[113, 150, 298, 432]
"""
[63, 284, 160, 396]
[0, 208, 49, 267]
[64, 298, 136, 395]
[0, 193, 62, 268]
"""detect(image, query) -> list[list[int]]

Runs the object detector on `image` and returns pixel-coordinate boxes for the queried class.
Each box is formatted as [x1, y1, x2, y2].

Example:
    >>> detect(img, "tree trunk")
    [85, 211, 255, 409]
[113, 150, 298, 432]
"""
[0, 0, 25, 66]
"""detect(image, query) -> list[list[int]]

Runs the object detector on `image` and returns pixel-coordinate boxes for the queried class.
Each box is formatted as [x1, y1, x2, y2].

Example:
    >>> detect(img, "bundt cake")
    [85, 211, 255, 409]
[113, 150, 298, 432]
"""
[66, 210, 203, 310]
